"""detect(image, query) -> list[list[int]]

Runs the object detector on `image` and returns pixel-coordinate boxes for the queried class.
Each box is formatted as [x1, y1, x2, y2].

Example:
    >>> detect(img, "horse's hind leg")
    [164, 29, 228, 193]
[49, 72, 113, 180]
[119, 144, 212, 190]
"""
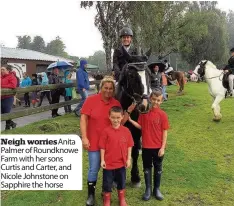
[212, 95, 224, 121]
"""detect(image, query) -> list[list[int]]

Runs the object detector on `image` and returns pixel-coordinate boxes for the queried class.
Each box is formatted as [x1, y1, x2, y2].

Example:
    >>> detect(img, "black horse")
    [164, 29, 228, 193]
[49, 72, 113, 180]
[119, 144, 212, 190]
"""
[115, 52, 151, 187]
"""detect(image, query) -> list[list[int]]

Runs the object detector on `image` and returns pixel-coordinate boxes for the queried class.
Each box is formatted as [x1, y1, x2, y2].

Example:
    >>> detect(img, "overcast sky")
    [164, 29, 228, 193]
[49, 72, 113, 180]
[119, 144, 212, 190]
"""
[0, 0, 233, 57]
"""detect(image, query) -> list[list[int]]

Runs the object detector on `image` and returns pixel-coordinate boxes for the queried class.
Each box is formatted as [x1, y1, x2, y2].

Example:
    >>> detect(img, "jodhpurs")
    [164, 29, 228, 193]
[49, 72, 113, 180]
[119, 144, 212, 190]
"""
[228, 74, 234, 93]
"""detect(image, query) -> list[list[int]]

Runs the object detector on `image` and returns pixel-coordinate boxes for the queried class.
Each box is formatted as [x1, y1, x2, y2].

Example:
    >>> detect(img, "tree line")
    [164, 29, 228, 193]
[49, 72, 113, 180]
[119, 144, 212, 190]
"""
[80, 1, 234, 70]
[17, 35, 69, 58]
[16, 35, 107, 70]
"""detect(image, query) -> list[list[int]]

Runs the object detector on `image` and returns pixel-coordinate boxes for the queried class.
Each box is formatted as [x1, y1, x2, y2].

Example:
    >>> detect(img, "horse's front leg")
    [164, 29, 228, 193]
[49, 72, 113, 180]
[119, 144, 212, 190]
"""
[131, 137, 141, 188]
[211, 95, 224, 121]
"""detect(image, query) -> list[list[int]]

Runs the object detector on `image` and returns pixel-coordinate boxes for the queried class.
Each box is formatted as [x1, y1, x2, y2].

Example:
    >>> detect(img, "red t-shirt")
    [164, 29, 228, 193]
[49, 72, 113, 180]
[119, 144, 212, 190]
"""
[138, 107, 169, 149]
[99, 125, 134, 170]
[81, 93, 121, 151]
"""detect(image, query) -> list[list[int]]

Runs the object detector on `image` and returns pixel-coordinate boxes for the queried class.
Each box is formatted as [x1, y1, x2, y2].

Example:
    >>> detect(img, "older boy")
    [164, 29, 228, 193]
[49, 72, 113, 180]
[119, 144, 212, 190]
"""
[99, 106, 134, 206]
[129, 90, 169, 201]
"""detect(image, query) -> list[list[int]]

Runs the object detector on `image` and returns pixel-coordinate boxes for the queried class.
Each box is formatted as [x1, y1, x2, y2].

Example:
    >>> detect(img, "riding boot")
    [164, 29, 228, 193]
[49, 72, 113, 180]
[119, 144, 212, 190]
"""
[118, 189, 127, 206]
[9, 120, 17, 129]
[86, 181, 96, 206]
[153, 170, 164, 200]
[142, 168, 152, 201]
[5, 120, 11, 130]
[103, 192, 111, 206]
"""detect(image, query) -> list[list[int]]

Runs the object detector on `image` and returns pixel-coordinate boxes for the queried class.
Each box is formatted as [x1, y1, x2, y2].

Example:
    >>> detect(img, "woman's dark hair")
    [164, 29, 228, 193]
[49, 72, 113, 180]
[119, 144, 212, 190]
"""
[32, 74, 37, 78]
[2, 64, 13, 71]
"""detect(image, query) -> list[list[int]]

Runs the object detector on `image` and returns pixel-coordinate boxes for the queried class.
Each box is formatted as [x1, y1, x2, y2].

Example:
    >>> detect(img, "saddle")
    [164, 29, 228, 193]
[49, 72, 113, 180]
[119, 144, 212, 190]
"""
[222, 72, 230, 90]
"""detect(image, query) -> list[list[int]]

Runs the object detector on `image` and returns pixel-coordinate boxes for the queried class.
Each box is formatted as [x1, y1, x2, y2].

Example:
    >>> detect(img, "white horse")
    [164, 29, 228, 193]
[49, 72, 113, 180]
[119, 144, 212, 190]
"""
[191, 60, 226, 121]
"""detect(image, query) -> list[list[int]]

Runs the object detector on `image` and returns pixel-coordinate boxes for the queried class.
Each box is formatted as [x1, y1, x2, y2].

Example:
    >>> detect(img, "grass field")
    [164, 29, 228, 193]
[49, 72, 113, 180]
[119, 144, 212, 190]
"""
[1, 82, 234, 206]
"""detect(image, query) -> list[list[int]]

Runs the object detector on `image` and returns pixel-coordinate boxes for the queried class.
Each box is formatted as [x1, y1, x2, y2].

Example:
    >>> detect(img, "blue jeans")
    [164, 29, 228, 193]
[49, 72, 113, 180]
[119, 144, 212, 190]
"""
[1, 97, 14, 125]
[88, 151, 101, 182]
[162, 85, 167, 100]
[74, 89, 88, 116]
[1, 97, 14, 114]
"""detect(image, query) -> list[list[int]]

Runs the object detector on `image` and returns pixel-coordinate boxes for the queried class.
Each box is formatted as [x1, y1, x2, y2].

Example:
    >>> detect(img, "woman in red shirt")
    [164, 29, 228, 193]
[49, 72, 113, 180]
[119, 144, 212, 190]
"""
[80, 76, 135, 206]
[1, 64, 17, 130]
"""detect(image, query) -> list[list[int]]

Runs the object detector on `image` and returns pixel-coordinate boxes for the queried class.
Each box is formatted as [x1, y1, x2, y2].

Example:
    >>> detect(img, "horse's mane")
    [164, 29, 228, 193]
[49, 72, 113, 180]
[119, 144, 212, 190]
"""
[200, 60, 217, 70]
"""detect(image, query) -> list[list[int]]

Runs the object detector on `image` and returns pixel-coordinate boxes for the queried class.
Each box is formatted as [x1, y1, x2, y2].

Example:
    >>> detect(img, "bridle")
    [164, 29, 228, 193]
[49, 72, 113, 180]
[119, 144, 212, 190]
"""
[197, 61, 224, 80]
[120, 66, 150, 113]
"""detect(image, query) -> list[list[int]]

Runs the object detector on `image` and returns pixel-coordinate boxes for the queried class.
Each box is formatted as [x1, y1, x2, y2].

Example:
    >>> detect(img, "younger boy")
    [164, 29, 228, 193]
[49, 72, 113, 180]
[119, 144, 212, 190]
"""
[129, 90, 169, 201]
[99, 106, 134, 206]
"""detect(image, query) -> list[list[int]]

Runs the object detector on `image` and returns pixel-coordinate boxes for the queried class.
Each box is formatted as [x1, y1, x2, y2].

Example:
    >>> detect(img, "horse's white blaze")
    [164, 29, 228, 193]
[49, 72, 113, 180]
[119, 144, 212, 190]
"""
[193, 60, 227, 120]
[137, 70, 150, 95]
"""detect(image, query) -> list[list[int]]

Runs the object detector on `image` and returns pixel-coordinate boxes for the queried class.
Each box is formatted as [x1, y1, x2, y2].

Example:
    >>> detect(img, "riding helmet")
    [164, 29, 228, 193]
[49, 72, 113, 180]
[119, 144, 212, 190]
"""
[120, 27, 133, 37]
[230, 47, 234, 52]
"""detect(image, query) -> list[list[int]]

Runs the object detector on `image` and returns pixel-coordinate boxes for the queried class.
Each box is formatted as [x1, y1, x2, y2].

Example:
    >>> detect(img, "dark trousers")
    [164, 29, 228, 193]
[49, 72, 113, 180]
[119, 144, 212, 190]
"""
[1, 97, 14, 125]
[39, 91, 52, 105]
[51, 90, 60, 116]
[64, 96, 72, 113]
[24, 93, 30, 106]
[103, 167, 126, 192]
[131, 139, 141, 183]
[142, 148, 164, 171]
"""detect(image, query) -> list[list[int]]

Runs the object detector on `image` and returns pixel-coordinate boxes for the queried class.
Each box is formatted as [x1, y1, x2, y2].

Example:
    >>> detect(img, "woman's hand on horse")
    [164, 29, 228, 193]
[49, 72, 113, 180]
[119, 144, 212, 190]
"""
[158, 148, 165, 157]
[127, 103, 137, 113]
[82, 137, 90, 150]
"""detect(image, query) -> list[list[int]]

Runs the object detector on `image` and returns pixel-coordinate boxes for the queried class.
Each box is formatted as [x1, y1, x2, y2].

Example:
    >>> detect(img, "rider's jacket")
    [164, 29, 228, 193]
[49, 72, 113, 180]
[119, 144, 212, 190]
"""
[227, 56, 234, 74]
[113, 45, 138, 81]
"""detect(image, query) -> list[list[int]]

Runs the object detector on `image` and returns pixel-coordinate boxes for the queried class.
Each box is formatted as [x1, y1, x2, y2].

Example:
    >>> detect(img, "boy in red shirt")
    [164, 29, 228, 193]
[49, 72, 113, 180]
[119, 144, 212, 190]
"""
[99, 106, 134, 206]
[129, 90, 169, 201]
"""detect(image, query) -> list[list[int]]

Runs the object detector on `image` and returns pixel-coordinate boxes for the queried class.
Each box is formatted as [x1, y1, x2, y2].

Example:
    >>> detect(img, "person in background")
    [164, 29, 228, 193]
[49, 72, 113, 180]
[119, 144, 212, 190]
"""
[37, 72, 52, 107]
[74, 59, 90, 117]
[31, 73, 39, 108]
[64, 70, 72, 113]
[1, 64, 17, 130]
[49, 68, 62, 118]
[161, 71, 168, 101]
[148, 65, 162, 91]
[20, 72, 32, 107]
[223, 47, 234, 97]
[12, 71, 21, 107]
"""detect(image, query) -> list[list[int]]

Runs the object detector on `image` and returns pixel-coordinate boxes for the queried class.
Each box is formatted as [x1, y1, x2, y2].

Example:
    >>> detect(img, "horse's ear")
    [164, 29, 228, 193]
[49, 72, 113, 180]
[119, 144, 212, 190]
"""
[141, 48, 144, 56]
[145, 47, 152, 58]
[203, 60, 208, 66]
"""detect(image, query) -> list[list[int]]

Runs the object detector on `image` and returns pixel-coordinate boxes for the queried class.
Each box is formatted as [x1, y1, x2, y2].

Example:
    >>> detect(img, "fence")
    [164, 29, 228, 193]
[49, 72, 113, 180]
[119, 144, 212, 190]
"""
[1, 80, 101, 121]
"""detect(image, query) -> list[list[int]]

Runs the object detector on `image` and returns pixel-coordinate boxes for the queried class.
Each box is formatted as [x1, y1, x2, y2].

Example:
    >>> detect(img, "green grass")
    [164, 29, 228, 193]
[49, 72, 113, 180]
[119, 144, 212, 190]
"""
[1, 83, 234, 206]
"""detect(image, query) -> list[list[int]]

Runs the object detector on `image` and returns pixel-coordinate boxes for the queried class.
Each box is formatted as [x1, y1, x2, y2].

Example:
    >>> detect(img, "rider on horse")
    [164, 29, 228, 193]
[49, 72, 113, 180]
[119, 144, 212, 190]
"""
[223, 47, 234, 97]
[113, 26, 139, 82]
[164, 60, 174, 80]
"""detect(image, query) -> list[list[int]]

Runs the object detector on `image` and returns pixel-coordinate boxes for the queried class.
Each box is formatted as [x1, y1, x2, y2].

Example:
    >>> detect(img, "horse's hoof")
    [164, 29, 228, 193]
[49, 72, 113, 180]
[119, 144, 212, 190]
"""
[132, 181, 141, 188]
[213, 117, 221, 122]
